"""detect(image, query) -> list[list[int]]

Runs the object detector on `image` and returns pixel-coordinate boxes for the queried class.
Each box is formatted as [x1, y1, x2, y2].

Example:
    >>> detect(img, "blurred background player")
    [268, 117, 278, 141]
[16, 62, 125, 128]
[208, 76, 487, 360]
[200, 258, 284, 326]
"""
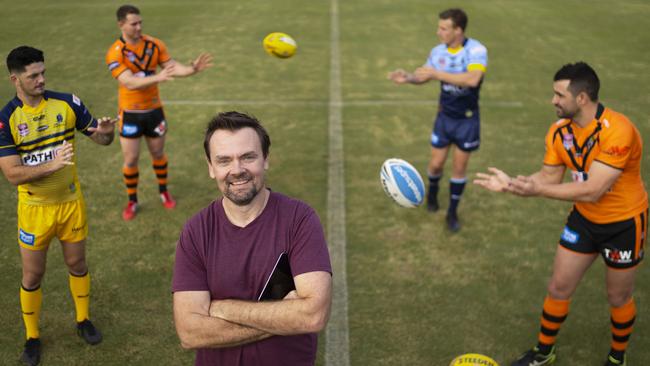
[106, 4, 212, 220]
[388, 8, 487, 232]
[0, 46, 116, 366]
[475, 62, 647, 366]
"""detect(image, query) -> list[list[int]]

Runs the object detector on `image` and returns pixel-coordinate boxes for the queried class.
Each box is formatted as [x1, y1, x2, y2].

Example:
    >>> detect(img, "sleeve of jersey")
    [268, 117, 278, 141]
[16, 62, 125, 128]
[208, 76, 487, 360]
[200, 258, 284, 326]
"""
[67, 95, 97, 136]
[0, 115, 18, 157]
[156, 38, 172, 64]
[594, 122, 635, 169]
[172, 222, 209, 292]
[288, 205, 332, 277]
[467, 43, 487, 72]
[106, 45, 128, 79]
[424, 48, 438, 69]
[542, 124, 563, 166]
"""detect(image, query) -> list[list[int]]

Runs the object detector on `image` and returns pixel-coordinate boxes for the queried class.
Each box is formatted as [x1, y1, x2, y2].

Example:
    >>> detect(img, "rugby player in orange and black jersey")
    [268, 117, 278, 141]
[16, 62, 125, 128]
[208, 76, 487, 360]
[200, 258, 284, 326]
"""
[475, 62, 646, 366]
[106, 4, 212, 221]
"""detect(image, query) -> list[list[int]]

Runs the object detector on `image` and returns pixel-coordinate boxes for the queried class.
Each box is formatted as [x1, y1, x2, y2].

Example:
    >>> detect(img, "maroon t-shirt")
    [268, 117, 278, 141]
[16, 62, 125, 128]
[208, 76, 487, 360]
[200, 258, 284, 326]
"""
[172, 191, 332, 366]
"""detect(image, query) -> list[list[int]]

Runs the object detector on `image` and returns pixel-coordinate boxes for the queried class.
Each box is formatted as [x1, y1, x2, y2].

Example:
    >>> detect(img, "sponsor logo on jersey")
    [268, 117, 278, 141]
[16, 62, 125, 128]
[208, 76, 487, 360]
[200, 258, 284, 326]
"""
[21, 146, 57, 166]
[441, 82, 468, 95]
[108, 61, 120, 71]
[32, 114, 45, 122]
[604, 248, 633, 264]
[571, 170, 588, 182]
[56, 113, 64, 125]
[127, 51, 136, 62]
[122, 123, 139, 136]
[603, 145, 630, 157]
[19, 229, 35, 245]
[18, 123, 29, 137]
[561, 226, 579, 244]
[72, 94, 81, 106]
[562, 133, 573, 151]
[438, 57, 446, 67]
[36, 125, 49, 132]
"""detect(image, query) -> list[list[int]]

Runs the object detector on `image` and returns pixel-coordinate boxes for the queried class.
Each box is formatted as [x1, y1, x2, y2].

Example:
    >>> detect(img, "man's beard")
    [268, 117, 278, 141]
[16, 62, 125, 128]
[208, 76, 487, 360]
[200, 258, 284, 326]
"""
[223, 172, 261, 206]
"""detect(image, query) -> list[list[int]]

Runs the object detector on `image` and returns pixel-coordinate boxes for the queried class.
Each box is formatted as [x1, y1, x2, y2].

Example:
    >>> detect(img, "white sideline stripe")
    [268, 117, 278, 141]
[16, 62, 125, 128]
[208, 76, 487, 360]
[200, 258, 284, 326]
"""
[325, 0, 350, 365]
[165, 99, 523, 108]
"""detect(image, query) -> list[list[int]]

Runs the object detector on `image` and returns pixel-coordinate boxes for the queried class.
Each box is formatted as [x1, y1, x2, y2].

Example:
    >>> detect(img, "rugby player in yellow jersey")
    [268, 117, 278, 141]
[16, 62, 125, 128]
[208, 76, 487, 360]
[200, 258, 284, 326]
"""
[475, 62, 647, 366]
[0, 46, 116, 366]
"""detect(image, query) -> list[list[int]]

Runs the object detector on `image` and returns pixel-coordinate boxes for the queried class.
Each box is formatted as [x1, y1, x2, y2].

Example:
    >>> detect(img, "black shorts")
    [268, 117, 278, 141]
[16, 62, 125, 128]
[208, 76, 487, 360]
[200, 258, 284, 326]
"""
[119, 108, 167, 138]
[559, 207, 647, 269]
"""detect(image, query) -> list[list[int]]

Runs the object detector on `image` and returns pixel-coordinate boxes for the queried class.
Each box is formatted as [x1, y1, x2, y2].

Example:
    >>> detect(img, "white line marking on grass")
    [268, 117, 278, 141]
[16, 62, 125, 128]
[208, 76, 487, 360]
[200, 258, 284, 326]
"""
[165, 99, 523, 108]
[325, 0, 350, 365]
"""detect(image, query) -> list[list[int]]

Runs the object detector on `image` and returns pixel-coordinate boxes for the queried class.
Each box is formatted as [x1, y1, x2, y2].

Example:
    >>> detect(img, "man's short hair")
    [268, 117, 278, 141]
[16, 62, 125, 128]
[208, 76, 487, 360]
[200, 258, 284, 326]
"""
[117, 4, 140, 21]
[204, 111, 271, 161]
[6, 46, 44, 74]
[439, 8, 468, 31]
[554, 62, 600, 101]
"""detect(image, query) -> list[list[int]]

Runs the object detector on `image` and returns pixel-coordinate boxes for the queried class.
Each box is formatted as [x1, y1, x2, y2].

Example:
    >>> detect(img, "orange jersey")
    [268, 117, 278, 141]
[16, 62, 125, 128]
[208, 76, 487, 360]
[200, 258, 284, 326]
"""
[543, 104, 648, 223]
[105, 34, 171, 111]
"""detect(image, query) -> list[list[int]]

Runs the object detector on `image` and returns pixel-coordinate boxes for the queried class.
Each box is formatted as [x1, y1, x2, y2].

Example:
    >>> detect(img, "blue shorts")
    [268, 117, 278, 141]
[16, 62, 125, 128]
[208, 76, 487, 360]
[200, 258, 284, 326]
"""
[430, 112, 480, 151]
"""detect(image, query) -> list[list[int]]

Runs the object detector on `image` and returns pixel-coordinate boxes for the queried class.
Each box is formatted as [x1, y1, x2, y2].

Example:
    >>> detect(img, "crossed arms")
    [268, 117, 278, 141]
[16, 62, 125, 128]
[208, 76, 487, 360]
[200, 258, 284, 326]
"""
[173, 270, 332, 349]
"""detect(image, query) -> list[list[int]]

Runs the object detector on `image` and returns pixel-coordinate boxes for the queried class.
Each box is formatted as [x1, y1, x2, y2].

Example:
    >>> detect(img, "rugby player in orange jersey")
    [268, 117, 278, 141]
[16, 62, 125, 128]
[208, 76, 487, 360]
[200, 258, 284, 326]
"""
[475, 62, 647, 366]
[106, 4, 212, 220]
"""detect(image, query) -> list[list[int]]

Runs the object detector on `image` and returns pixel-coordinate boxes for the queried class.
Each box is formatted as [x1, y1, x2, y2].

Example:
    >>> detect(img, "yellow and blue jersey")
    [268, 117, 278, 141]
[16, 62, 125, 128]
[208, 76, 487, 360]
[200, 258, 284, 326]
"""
[0, 90, 97, 205]
[425, 38, 488, 119]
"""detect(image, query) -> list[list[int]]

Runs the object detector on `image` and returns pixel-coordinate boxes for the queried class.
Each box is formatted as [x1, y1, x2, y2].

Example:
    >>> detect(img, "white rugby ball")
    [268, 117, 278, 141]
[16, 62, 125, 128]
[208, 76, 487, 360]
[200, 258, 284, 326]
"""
[380, 158, 425, 208]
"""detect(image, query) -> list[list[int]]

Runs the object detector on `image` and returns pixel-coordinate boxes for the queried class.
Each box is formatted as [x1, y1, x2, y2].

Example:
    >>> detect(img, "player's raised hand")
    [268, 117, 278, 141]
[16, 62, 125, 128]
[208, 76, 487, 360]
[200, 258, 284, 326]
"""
[388, 69, 409, 84]
[87, 117, 117, 135]
[508, 175, 539, 197]
[53, 140, 74, 168]
[474, 167, 511, 192]
[191, 53, 213, 74]
[414, 66, 437, 81]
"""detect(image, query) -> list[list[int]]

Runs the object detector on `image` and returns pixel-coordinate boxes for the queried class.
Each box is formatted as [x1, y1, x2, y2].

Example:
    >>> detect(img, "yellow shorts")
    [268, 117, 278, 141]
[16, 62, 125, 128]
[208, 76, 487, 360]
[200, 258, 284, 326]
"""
[18, 198, 88, 250]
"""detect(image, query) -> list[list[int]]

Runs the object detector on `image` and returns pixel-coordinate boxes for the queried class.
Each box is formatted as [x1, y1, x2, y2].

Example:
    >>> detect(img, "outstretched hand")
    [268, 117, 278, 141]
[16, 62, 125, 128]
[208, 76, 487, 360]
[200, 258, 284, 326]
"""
[87, 117, 117, 135]
[388, 69, 409, 84]
[414, 66, 437, 81]
[191, 53, 213, 74]
[474, 167, 512, 192]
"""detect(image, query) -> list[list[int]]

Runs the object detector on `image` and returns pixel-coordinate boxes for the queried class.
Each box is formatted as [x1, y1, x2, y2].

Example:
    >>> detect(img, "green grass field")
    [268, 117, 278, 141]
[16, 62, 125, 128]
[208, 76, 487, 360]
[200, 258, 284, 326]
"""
[1, 0, 649, 365]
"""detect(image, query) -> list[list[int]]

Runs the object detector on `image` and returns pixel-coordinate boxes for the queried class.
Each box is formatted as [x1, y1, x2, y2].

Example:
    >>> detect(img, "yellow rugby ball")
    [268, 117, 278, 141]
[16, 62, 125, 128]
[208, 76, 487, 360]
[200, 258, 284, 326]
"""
[449, 353, 499, 366]
[263, 32, 297, 58]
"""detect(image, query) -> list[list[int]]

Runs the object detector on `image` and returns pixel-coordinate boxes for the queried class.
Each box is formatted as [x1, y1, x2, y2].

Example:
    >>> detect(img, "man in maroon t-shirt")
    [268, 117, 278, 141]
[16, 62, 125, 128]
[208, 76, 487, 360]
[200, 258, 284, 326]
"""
[172, 111, 332, 366]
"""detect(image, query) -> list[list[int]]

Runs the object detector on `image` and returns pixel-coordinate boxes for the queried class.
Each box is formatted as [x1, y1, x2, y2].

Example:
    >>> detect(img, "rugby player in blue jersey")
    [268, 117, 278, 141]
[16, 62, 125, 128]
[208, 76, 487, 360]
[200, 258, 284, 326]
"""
[389, 8, 487, 232]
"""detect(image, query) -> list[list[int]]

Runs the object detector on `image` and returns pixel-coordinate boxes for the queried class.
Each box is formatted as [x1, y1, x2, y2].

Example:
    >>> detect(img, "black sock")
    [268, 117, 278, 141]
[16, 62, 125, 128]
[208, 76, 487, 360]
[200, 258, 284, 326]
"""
[448, 178, 466, 216]
[427, 174, 442, 203]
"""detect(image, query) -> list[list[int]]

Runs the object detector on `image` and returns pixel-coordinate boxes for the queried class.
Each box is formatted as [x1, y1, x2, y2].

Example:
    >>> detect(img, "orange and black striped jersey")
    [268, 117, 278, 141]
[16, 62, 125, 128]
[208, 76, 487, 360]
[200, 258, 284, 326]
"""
[543, 104, 648, 223]
[105, 34, 171, 111]
[0, 91, 97, 205]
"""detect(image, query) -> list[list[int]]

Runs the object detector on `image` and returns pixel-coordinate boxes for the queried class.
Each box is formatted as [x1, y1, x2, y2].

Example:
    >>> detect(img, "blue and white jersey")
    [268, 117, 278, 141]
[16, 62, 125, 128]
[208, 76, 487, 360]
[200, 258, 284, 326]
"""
[425, 38, 488, 119]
